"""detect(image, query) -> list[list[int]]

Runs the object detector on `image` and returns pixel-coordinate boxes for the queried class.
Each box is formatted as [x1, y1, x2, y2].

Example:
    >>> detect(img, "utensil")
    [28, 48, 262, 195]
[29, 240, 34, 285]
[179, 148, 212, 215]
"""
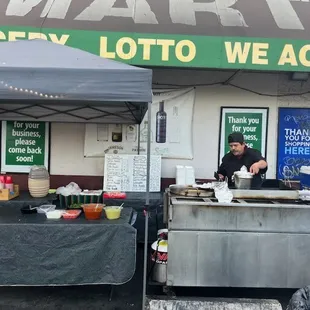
[214, 172, 220, 181]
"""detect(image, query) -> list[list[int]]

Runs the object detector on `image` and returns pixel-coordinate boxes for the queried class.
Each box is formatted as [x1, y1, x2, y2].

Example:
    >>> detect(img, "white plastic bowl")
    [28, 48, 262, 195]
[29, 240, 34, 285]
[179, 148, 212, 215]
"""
[46, 210, 63, 219]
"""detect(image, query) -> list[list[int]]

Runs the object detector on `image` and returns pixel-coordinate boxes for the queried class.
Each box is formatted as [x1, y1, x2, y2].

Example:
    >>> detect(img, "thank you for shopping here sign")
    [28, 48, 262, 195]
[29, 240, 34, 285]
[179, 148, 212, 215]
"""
[1, 121, 49, 173]
[277, 108, 310, 180]
[219, 107, 268, 164]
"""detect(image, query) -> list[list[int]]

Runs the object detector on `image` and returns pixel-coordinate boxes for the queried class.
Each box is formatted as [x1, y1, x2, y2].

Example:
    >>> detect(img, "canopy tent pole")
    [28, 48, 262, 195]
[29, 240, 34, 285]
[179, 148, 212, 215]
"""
[142, 101, 152, 310]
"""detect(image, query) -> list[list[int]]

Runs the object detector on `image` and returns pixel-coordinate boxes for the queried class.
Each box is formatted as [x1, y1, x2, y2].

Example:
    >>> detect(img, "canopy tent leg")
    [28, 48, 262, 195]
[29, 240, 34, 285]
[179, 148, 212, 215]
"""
[138, 123, 141, 155]
[142, 102, 152, 310]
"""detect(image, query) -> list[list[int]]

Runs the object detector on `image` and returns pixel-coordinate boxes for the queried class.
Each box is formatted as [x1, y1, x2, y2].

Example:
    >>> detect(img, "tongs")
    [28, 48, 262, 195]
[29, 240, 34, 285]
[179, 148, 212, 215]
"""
[214, 172, 220, 181]
[214, 172, 228, 183]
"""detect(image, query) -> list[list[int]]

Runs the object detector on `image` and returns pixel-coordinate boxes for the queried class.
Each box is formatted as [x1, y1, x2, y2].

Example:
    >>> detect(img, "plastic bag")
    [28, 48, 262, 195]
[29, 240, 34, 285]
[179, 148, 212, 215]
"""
[240, 165, 248, 173]
[56, 182, 82, 196]
[287, 286, 310, 310]
[213, 180, 233, 203]
[238, 165, 252, 177]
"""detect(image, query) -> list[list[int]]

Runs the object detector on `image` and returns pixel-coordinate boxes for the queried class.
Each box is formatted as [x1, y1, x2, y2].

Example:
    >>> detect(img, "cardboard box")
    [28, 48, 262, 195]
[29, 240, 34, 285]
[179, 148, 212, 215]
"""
[0, 185, 19, 201]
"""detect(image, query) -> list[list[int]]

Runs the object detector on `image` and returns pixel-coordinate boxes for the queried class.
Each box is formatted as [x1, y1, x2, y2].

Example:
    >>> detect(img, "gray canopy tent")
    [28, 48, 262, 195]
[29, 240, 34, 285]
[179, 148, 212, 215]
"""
[0, 39, 152, 309]
[0, 39, 151, 123]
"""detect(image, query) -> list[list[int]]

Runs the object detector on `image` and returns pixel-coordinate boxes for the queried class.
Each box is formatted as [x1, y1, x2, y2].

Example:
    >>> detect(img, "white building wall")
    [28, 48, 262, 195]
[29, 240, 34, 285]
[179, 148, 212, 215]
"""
[50, 69, 310, 179]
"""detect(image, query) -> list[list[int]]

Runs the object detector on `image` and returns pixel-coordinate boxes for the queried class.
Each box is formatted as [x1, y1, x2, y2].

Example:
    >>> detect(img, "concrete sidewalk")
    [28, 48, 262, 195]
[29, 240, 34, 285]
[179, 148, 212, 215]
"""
[147, 297, 283, 310]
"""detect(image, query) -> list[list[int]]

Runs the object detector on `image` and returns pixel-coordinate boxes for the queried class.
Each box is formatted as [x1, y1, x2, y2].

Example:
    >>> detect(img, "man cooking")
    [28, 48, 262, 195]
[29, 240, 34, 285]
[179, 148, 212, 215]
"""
[217, 132, 268, 189]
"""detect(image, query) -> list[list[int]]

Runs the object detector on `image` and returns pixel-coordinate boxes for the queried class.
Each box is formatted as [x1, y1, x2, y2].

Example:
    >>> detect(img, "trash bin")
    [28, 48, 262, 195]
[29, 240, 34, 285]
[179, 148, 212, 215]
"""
[287, 285, 310, 310]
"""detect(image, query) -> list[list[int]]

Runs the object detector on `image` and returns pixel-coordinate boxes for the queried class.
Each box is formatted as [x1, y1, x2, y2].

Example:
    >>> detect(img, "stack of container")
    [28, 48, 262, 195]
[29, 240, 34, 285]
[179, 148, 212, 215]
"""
[28, 166, 50, 198]
[176, 165, 195, 185]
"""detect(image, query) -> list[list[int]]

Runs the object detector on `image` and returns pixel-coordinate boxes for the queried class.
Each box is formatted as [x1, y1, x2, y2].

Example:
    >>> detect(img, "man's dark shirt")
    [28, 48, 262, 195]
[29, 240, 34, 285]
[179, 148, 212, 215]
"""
[218, 147, 267, 189]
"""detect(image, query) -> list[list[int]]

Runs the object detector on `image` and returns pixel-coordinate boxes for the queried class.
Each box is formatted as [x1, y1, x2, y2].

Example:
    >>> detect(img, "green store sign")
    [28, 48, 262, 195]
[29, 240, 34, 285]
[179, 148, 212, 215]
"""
[1, 25, 310, 71]
[219, 108, 269, 164]
[1, 121, 49, 173]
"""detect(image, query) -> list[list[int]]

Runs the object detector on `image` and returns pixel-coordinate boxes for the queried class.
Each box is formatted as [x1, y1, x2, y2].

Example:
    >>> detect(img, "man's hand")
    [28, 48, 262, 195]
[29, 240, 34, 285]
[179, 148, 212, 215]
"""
[218, 174, 224, 180]
[250, 160, 268, 175]
[250, 163, 260, 175]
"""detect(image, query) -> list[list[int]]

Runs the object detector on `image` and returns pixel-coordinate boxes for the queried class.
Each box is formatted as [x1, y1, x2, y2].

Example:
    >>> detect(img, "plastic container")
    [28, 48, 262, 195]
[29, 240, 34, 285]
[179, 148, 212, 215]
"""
[176, 165, 186, 185]
[176, 166, 196, 185]
[20, 205, 38, 214]
[82, 204, 105, 220]
[103, 192, 126, 199]
[300, 166, 310, 190]
[28, 166, 50, 198]
[59, 193, 103, 209]
[185, 166, 195, 185]
[46, 210, 63, 219]
[37, 205, 56, 214]
[0, 175, 5, 190]
[4, 176, 14, 192]
[104, 206, 123, 220]
[63, 210, 81, 219]
[157, 229, 168, 240]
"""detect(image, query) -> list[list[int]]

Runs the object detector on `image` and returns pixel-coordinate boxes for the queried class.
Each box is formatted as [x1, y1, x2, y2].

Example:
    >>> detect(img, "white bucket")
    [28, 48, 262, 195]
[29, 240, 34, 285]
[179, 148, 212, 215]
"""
[150, 239, 168, 283]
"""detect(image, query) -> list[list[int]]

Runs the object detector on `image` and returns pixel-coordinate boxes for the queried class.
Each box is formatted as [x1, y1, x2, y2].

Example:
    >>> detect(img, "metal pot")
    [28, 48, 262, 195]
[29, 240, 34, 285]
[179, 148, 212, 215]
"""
[234, 171, 253, 189]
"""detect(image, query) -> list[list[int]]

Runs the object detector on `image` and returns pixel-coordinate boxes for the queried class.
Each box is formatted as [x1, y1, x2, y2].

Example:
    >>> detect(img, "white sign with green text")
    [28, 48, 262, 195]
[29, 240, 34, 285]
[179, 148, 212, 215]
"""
[219, 107, 268, 164]
[1, 121, 49, 173]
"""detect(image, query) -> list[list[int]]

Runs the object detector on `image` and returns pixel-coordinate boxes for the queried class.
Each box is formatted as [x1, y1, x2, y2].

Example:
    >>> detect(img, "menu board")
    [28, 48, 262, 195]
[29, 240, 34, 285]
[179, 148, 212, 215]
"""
[103, 155, 161, 192]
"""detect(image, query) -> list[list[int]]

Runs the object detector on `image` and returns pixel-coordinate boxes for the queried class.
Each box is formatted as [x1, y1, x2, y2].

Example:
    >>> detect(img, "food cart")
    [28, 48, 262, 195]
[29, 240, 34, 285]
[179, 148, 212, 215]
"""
[161, 185, 310, 289]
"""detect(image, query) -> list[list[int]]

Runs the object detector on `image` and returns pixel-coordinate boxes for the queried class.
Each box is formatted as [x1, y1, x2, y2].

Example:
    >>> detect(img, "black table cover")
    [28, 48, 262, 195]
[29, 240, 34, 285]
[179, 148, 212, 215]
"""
[0, 206, 136, 286]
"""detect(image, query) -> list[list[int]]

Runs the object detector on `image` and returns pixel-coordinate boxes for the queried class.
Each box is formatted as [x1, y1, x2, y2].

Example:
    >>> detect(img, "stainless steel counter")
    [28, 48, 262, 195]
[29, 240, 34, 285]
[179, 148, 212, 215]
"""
[165, 189, 310, 288]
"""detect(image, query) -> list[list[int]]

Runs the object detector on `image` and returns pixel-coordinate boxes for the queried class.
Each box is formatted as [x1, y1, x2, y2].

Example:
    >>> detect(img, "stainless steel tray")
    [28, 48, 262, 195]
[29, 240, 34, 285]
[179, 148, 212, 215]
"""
[231, 189, 299, 200]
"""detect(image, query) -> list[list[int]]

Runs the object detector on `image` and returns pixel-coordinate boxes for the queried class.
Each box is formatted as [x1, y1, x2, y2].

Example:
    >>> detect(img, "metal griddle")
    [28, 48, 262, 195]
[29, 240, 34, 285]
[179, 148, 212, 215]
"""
[169, 184, 214, 197]
[169, 185, 301, 200]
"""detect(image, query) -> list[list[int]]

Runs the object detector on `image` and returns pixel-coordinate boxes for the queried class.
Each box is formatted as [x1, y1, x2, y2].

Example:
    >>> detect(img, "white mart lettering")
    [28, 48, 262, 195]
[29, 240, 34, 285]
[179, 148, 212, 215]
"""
[5, 0, 306, 30]
[169, 0, 247, 27]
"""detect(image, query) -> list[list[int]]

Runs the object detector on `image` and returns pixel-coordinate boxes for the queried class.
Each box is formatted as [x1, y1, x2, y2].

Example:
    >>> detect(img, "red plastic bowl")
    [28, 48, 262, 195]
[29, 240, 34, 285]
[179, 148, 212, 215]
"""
[82, 204, 104, 220]
[63, 210, 81, 219]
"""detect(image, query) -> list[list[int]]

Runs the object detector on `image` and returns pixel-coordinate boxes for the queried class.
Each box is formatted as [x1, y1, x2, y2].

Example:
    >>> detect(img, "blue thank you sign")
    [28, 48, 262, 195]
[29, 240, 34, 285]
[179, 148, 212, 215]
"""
[277, 108, 310, 180]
